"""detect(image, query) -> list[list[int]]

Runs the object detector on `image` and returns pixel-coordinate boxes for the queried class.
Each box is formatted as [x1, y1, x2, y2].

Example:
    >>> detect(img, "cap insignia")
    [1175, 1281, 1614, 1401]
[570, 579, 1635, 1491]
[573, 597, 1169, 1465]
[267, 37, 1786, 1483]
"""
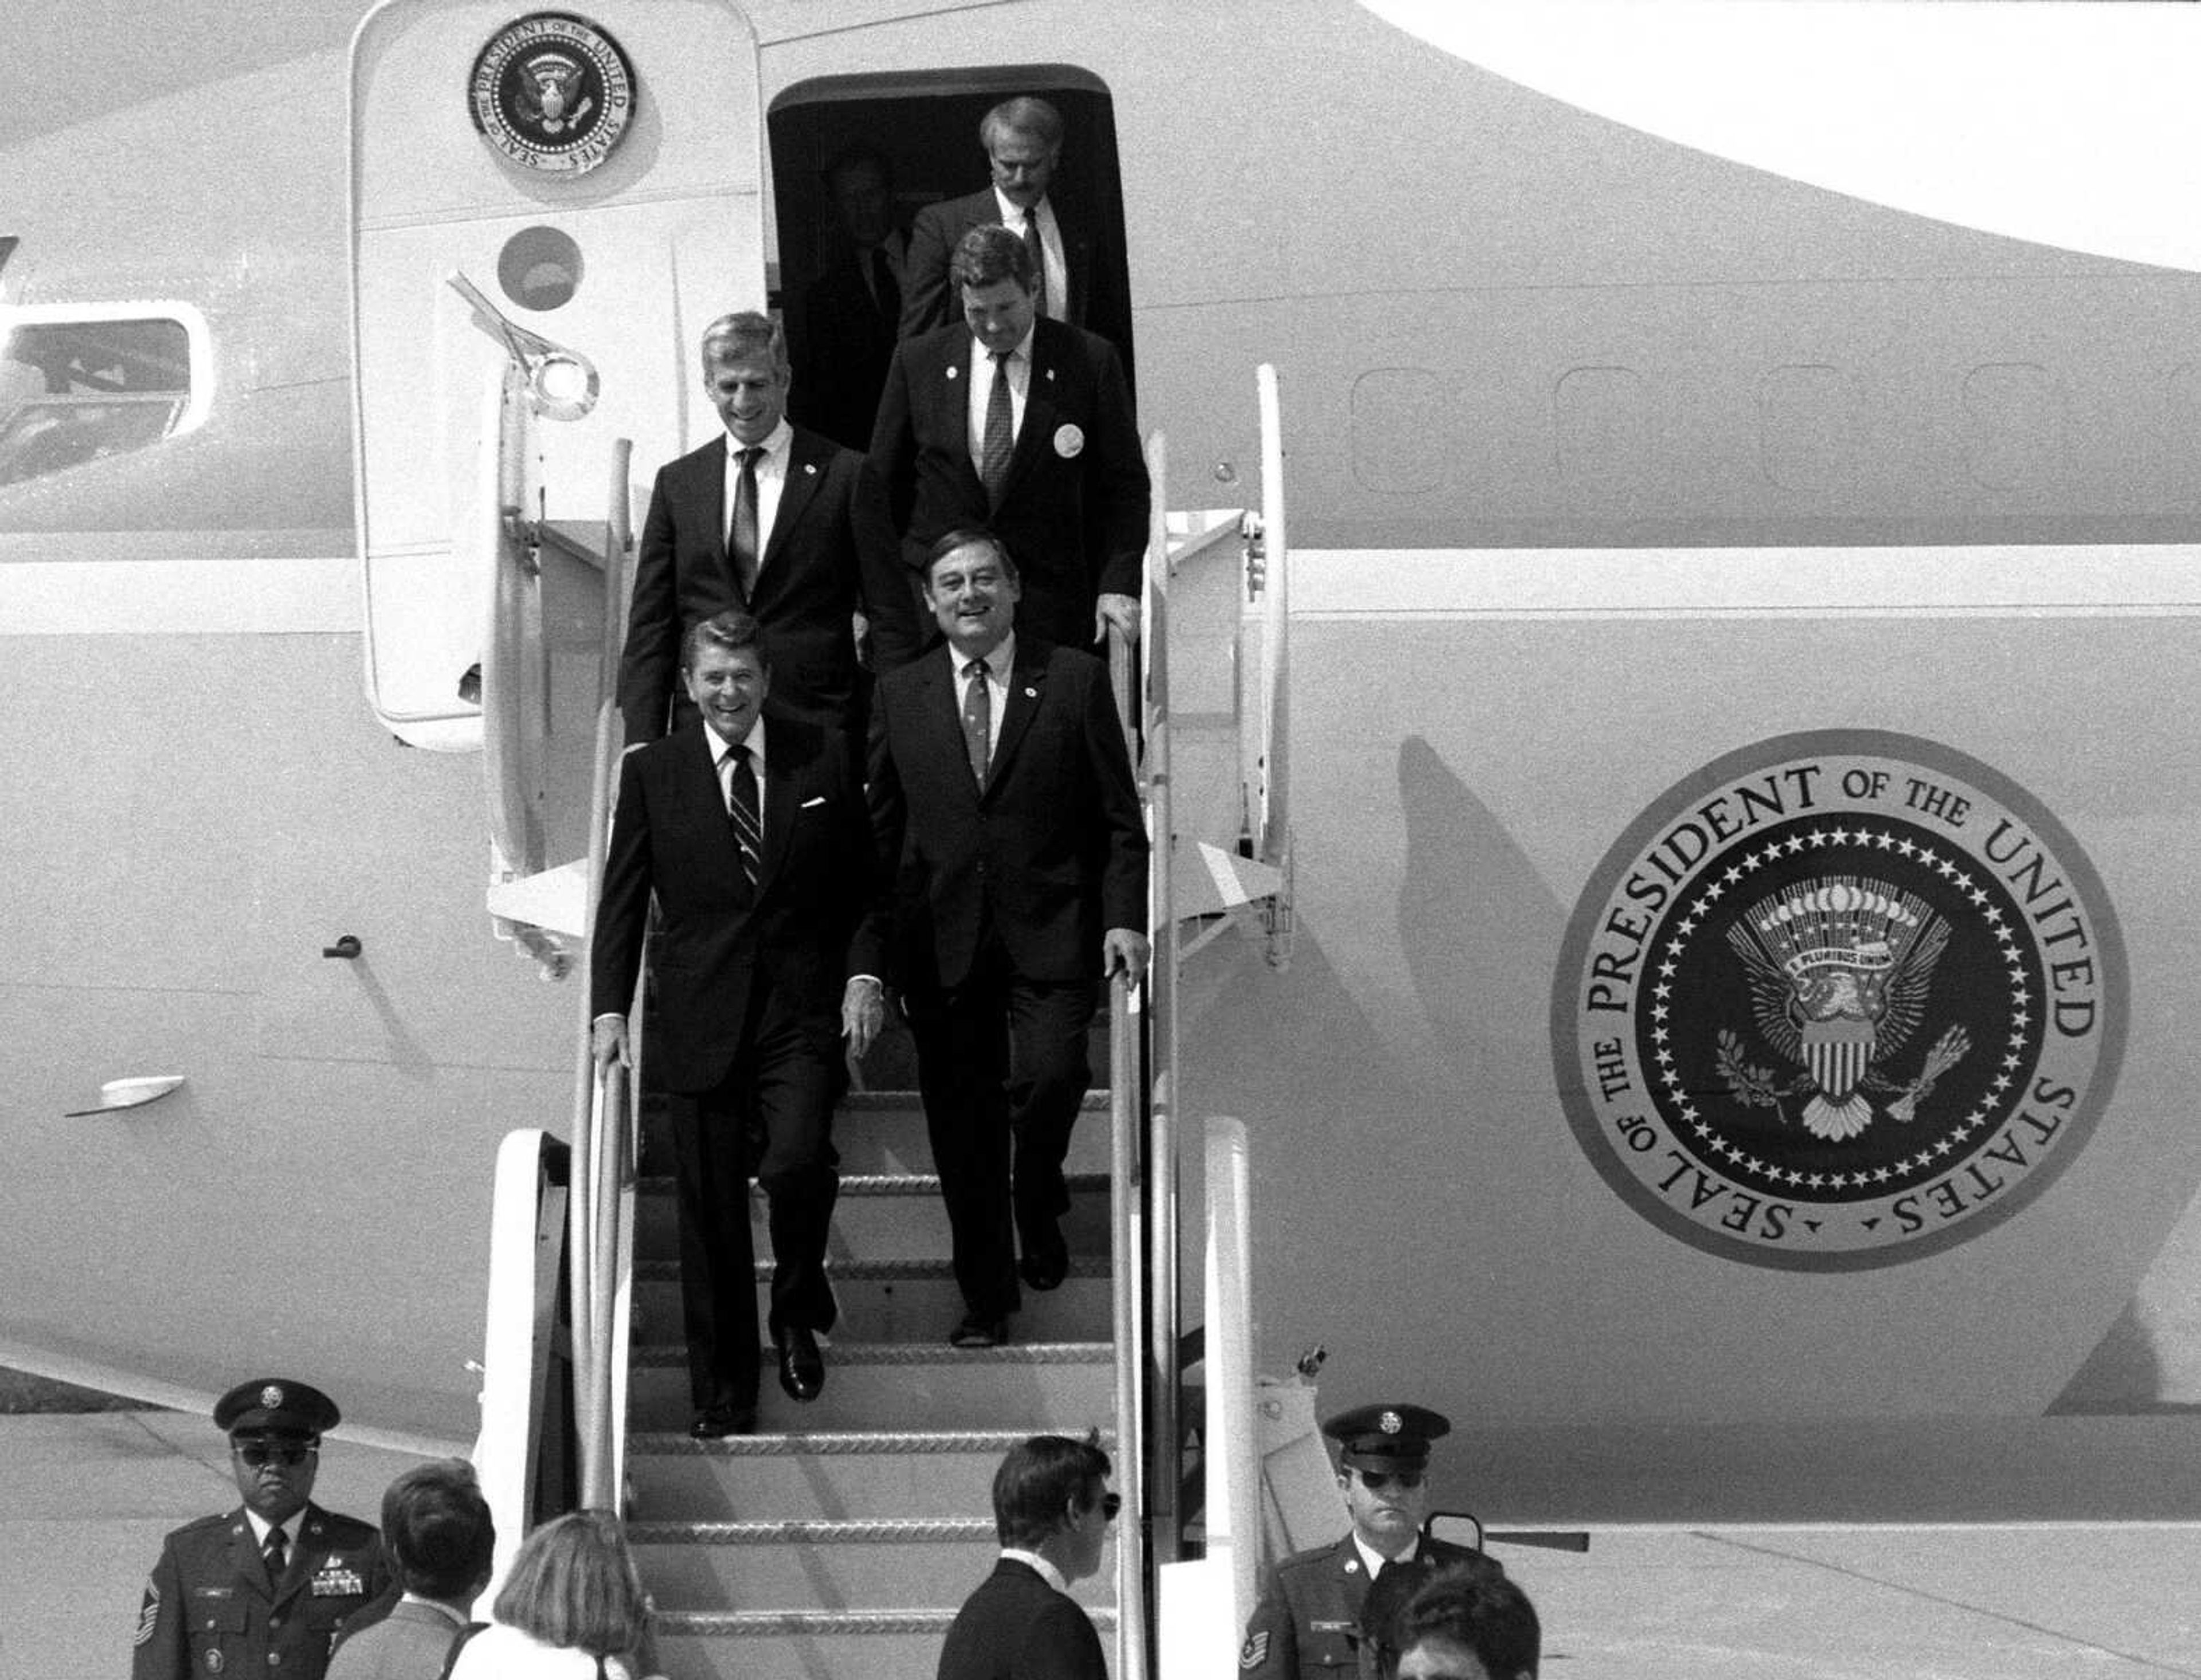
[1380, 1409, 1403, 1434]
[260, 1385, 284, 1410]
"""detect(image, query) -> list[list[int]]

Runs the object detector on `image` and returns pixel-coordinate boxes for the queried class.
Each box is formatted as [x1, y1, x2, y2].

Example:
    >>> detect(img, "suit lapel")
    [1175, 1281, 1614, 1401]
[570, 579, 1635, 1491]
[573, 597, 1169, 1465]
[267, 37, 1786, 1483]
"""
[683, 440, 731, 581]
[1002, 324, 1061, 502]
[756, 727, 802, 889]
[760, 430, 826, 583]
[983, 643, 1047, 793]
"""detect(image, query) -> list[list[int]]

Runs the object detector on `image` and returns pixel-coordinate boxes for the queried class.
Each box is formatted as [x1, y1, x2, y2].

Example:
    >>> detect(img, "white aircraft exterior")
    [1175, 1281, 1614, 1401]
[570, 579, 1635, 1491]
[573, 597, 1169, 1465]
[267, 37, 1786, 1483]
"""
[6, 0, 2201, 1524]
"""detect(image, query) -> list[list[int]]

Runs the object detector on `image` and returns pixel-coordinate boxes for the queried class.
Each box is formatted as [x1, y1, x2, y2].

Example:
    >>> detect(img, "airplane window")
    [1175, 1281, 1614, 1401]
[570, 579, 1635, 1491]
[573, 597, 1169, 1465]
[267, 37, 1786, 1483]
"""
[498, 225, 584, 312]
[0, 316, 189, 489]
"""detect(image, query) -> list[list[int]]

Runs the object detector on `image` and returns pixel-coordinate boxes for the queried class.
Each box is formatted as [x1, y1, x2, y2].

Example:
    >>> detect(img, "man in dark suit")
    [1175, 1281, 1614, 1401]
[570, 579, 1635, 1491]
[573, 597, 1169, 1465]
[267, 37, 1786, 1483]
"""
[133, 1380, 391, 1680]
[789, 143, 908, 453]
[1239, 1405, 1503, 1680]
[618, 311, 920, 746]
[869, 532, 1149, 1348]
[593, 611, 887, 1434]
[899, 96, 1131, 369]
[325, 1460, 494, 1680]
[936, 1432, 1115, 1680]
[872, 225, 1149, 652]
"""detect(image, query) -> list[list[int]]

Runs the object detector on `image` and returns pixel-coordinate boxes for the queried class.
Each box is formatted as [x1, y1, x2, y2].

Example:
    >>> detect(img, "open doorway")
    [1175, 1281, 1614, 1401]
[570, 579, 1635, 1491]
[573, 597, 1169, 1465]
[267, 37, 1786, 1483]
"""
[768, 66, 1133, 453]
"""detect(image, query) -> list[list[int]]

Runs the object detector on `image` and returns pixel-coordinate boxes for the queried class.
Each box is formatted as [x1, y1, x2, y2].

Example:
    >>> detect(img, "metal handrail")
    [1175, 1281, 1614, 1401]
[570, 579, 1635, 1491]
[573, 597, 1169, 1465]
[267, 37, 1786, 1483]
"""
[1105, 964, 1147, 1680]
[567, 438, 635, 1514]
[1141, 431, 1181, 1581]
[1255, 365, 1289, 865]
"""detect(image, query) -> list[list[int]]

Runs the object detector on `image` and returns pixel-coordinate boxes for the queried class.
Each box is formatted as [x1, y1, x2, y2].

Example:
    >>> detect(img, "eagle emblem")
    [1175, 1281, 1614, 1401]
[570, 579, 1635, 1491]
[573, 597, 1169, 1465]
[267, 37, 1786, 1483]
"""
[1721, 875, 1971, 1139]
[514, 51, 594, 136]
[259, 1384, 285, 1409]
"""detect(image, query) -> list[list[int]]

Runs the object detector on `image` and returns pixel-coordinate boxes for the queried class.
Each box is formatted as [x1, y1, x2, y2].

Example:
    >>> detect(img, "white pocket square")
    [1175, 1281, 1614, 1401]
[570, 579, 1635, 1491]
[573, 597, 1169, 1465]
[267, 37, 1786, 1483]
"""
[801, 794, 827, 808]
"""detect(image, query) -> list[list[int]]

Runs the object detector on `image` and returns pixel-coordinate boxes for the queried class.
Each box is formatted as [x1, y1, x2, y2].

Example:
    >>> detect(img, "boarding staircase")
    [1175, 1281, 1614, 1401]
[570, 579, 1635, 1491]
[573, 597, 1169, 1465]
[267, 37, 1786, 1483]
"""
[469, 370, 1299, 1679]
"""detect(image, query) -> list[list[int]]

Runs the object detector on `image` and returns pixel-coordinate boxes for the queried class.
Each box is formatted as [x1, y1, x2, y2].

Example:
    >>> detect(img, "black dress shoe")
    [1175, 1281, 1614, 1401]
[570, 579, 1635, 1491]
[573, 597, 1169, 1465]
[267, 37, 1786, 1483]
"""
[689, 1405, 756, 1440]
[776, 1325, 825, 1402]
[1019, 1221, 1069, 1292]
[950, 1310, 1008, 1349]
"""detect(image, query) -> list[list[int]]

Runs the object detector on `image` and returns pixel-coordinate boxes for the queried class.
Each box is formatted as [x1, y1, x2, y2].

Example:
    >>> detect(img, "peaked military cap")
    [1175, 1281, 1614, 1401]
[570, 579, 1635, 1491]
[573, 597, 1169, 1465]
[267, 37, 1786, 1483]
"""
[1323, 1402, 1450, 1471]
[213, 1377, 340, 1439]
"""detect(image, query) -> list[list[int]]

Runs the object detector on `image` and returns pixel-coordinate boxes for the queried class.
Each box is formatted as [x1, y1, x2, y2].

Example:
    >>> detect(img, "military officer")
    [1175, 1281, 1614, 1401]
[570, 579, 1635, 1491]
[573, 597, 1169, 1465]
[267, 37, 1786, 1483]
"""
[132, 1378, 391, 1680]
[1237, 1404, 1498, 1679]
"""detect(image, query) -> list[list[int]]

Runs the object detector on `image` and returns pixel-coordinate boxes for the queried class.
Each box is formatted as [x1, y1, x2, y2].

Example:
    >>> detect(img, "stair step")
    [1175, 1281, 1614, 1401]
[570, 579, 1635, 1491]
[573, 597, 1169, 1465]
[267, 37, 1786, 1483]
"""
[628, 1340, 1117, 1432]
[632, 1515, 1117, 1613]
[633, 1174, 1114, 1263]
[632, 1258, 1114, 1348]
[641, 1088, 1114, 1180]
[654, 1606, 1118, 1680]
[626, 1427, 1118, 1522]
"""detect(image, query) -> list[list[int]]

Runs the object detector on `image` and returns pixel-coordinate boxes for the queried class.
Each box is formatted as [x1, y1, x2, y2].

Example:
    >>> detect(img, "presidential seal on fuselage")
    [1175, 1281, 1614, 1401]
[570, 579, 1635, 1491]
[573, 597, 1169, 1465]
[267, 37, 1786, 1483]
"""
[1552, 731, 2125, 1271]
[468, 12, 635, 177]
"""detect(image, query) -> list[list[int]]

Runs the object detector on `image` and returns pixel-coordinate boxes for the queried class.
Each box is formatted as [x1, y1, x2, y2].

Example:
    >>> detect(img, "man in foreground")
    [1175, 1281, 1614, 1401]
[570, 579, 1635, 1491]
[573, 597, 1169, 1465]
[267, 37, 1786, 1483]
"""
[326, 1459, 495, 1679]
[593, 612, 886, 1434]
[868, 532, 1149, 1348]
[132, 1379, 390, 1680]
[937, 1432, 1117, 1680]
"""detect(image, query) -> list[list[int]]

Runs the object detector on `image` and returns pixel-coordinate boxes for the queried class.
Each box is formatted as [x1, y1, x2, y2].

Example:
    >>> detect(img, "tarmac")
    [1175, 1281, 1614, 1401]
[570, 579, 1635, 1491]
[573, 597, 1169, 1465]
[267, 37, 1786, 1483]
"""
[9, 1409, 2197, 1679]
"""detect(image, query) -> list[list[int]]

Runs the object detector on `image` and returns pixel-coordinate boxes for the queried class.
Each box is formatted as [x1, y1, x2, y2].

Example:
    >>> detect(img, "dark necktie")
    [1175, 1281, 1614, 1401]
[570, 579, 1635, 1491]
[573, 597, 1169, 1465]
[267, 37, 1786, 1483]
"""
[730, 445, 762, 601]
[871, 246, 900, 328]
[981, 353, 1013, 507]
[962, 659, 992, 786]
[263, 1526, 288, 1580]
[1021, 213, 1048, 318]
[725, 746, 762, 886]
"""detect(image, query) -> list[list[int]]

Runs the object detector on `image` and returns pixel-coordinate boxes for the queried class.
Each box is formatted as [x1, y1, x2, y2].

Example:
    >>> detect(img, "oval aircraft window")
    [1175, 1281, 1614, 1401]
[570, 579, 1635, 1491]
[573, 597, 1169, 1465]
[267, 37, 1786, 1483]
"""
[498, 225, 583, 312]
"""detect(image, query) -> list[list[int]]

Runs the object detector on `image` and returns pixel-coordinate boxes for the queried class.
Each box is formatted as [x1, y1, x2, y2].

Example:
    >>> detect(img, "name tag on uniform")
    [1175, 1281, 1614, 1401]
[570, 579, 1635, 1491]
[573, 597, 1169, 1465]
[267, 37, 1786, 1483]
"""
[1311, 1619, 1354, 1633]
[310, 1564, 366, 1597]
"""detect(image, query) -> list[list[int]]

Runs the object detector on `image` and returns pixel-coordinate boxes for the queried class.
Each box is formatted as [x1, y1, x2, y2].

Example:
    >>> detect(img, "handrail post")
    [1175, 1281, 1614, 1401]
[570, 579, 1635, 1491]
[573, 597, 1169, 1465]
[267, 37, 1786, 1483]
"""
[1107, 967, 1147, 1680]
[1255, 366, 1289, 865]
[567, 438, 633, 1515]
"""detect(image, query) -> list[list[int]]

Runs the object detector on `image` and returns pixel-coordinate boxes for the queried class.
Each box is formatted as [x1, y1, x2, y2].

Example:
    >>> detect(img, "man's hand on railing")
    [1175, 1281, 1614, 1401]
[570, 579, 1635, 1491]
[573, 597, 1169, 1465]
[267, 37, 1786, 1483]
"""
[841, 976, 886, 1059]
[590, 1012, 632, 1071]
[1102, 928, 1151, 988]
[1095, 591, 1142, 645]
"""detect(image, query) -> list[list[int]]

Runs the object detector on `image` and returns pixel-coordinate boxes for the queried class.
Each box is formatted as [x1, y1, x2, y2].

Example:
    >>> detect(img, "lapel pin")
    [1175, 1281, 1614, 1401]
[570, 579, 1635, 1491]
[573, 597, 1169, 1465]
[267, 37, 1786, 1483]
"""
[1024, 686, 1038, 698]
[946, 365, 959, 381]
[803, 463, 817, 475]
[1045, 367, 1057, 382]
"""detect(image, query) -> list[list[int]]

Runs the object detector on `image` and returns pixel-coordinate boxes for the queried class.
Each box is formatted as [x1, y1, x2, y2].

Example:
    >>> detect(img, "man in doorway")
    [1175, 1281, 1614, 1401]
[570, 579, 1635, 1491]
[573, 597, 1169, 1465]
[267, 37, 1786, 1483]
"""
[618, 311, 919, 745]
[790, 142, 910, 453]
[898, 95, 1131, 367]
[868, 532, 1149, 1348]
[1238, 1404, 1499, 1680]
[871, 225, 1148, 651]
[936, 1432, 1117, 1680]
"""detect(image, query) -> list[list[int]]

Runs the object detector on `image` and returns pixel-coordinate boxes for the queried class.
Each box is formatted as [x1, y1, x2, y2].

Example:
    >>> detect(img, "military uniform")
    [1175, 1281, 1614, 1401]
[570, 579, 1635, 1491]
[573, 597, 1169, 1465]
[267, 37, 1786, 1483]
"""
[1237, 1533, 1491, 1679]
[132, 1377, 391, 1680]
[132, 1502, 388, 1680]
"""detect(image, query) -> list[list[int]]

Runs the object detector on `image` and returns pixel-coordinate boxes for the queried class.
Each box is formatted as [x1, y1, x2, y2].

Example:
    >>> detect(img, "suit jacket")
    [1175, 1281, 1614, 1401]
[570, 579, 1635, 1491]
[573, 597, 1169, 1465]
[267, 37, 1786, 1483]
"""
[1239, 1533, 1498, 1680]
[617, 425, 920, 745]
[324, 1598, 469, 1680]
[935, 1558, 1106, 1680]
[899, 187, 1131, 370]
[790, 234, 905, 453]
[590, 716, 886, 1092]
[870, 639, 1146, 993]
[870, 318, 1149, 651]
[134, 1503, 391, 1680]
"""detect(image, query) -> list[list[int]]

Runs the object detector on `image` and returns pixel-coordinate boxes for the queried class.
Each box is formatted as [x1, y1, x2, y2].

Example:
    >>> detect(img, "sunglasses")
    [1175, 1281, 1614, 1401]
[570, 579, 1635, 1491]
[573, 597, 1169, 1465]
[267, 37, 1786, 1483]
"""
[1356, 1470, 1425, 1493]
[1100, 1492, 1122, 1522]
[234, 1442, 316, 1467]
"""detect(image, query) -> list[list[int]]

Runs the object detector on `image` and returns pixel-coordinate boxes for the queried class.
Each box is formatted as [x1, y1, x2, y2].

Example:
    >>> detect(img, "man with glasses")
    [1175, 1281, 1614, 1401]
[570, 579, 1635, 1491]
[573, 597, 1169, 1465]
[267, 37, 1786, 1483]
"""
[133, 1379, 391, 1680]
[937, 1431, 1117, 1680]
[1238, 1404, 1497, 1680]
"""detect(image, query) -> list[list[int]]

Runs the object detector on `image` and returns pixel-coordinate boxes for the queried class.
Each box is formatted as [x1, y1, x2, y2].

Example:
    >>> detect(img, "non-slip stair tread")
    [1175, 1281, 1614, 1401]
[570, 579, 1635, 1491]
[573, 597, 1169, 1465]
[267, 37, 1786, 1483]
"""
[837, 1089, 1109, 1113]
[632, 1255, 1112, 1282]
[628, 1427, 1119, 1455]
[636, 1170, 1112, 1196]
[631, 1339, 1113, 1366]
[631, 1515, 996, 1544]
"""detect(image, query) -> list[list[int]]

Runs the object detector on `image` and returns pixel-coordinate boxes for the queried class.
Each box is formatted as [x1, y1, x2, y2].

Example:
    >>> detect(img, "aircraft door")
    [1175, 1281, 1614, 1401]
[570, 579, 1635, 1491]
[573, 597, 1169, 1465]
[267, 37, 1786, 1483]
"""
[348, 0, 765, 759]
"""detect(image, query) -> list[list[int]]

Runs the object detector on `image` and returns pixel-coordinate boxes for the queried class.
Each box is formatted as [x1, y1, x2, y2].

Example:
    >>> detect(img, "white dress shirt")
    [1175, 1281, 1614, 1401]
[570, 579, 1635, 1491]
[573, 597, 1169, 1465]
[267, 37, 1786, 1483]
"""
[722, 418, 793, 577]
[967, 326, 1033, 478]
[710, 715, 767, 826]
[992, 186, 1068, 320]
[999, 1546, 1068, 1593]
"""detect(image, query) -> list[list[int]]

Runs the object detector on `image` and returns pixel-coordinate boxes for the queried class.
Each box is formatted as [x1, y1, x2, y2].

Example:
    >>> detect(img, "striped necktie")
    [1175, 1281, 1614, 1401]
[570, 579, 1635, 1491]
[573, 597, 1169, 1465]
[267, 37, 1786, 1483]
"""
[724, 746, 762, 886]
[981, 353, 1013, 506]
[962, 658, 992, 785]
